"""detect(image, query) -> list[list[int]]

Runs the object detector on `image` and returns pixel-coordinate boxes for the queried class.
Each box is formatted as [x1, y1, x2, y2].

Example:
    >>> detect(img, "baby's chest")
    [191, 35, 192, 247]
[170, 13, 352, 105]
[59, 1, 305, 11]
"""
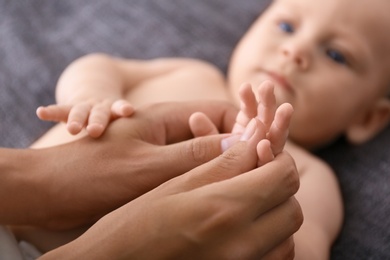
[125, 66, 228, 106]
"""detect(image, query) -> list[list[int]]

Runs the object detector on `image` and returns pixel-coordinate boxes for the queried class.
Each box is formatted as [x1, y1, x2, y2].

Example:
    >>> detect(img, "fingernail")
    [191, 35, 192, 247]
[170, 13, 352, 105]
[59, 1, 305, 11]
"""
[221, 134, 241, 152]
[240, 119, 257, 141]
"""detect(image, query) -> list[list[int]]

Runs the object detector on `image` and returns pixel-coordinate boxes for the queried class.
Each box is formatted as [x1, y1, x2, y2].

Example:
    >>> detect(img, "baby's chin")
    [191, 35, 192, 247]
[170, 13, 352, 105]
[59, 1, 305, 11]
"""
[288, 127, 341, 151]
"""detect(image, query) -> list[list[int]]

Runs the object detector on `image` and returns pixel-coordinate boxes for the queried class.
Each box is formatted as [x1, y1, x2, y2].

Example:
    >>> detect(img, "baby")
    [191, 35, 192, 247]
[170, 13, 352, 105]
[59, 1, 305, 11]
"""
[23, 0, 390, 258]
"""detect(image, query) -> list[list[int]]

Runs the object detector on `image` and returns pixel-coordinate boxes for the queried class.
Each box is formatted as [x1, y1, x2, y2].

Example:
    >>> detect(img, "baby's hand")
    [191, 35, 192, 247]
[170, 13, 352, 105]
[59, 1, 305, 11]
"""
[232, 81, 293, 165]
[189, 81, 293, 166]
[36, 99, 134, 138]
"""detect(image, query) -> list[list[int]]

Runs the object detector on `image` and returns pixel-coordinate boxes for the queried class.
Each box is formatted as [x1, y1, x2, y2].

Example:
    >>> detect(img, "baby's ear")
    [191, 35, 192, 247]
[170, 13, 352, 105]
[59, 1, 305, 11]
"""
[346, 98, 390, 144]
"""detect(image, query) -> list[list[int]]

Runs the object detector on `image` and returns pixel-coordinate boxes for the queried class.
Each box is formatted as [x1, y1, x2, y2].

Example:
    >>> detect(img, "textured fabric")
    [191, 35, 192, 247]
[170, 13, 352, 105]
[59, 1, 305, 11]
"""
[1, 1, 389, 259]
[0, 226, 24, 260]
[0, 225, 42, 260]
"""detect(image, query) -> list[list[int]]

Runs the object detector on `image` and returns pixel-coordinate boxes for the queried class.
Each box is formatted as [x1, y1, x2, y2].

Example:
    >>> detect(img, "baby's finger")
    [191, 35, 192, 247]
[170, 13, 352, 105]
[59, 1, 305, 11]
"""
[238, 83, 258, 119]
[268, 103, 294, 155]
[257, 139, 274, 167]
[111, 99, 135, 118]
[67, 103, 92, 135]
[257, 81, 276, 130]
[36, 105, 71, 122]
[189, 112, 219, 137]
[86, 103, 112, 138]
[232, 83, 258, 134]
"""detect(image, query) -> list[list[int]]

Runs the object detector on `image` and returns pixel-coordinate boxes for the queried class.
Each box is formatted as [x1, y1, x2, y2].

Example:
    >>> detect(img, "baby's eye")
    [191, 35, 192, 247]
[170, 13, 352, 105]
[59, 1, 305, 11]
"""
[279, 22, 294, 33]
[326, 49, 348, 65]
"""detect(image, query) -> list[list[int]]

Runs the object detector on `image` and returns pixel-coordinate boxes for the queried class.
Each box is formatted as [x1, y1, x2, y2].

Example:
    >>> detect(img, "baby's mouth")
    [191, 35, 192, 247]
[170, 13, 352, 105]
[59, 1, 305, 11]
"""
[265, 71, 294, 94]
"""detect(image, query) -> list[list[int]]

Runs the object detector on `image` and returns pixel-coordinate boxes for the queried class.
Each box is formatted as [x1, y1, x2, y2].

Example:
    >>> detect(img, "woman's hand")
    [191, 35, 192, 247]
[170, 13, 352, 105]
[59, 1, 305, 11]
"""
[4, 101, 237, 229]
[40, 119, 302, 259]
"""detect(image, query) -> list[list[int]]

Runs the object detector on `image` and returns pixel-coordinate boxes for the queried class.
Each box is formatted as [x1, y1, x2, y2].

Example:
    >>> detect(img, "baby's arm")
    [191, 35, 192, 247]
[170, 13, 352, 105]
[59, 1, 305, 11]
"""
[37, 54, 135, 137]
[287, 142, 343, 260]
[37, 54, 225, 138]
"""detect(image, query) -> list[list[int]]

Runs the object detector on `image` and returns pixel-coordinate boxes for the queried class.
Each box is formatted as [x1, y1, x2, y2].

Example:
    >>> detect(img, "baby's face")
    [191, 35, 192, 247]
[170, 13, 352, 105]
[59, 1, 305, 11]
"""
[228, 0, 390, 148]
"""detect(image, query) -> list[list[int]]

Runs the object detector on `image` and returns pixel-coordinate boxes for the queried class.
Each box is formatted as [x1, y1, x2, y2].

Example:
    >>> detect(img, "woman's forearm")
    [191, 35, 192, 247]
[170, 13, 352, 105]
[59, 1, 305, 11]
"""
[0, 148, 50, 226]
[0, 143, 112, 229]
